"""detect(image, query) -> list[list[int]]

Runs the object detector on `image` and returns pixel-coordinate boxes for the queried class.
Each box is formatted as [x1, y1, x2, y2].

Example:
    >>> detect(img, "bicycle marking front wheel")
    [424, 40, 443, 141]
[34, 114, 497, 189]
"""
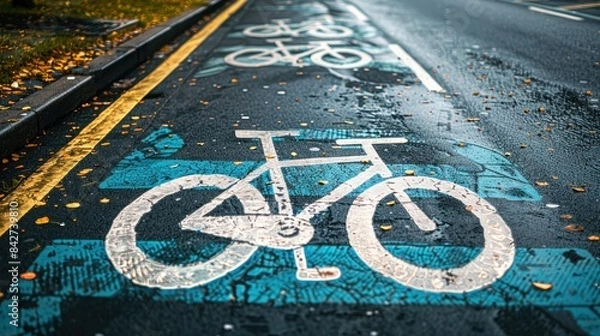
[105, 174, 269, 289]
[224, 47, 279, 68]
[346, 176, 515, 293]
[311, 48, 372, 69]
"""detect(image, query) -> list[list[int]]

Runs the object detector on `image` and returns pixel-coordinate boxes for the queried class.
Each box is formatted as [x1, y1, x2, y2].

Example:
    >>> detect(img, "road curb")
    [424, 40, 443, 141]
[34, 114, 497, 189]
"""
[0, 0, 229, 159]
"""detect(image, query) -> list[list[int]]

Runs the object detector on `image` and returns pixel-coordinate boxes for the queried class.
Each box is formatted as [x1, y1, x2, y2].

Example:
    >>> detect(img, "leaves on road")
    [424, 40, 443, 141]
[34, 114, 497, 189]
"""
[532, 282, 552, 291]
[35, 216, 50, 225]
[65, 202, 81, 209]
[564, 224, 584, 232]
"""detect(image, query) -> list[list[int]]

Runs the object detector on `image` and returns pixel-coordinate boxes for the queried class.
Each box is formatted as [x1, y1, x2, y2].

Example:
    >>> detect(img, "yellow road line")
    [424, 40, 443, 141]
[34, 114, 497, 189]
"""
[0, 0, 247, 235]
[561, 2, 600, 10]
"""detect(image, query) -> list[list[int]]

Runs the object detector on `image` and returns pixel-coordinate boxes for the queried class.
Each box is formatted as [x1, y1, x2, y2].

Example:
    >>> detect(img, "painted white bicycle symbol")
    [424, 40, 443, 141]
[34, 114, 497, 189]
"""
[106, 130, 515, 293]
[224, 38, 372, 69]
[243, 19, 353, 39]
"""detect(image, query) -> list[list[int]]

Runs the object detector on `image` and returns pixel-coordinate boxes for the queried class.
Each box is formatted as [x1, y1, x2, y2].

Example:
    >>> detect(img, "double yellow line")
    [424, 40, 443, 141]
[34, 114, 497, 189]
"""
[0, 0, 247, 235]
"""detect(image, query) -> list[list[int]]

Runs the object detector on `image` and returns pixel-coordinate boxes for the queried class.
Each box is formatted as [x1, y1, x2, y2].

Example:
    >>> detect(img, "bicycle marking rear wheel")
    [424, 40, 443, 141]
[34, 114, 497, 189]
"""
[311, 47, 372, 69]
[346, 176, 515, 293]
[106, 174, 269, 289]
[308, 25, 353, 38]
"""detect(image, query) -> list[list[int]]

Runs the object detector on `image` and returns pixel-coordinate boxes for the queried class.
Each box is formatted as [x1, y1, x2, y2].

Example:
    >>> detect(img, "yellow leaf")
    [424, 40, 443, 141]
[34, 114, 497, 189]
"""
[100, 198, 110, 204]
[291, 152, 298, 157]
[532, 282, 552, 291]
[77, 168, 93, 176]
[564, 224, 584, 232]
[20, 272, 37, 280]
[249, 146, 257, 151]
[386, 200, 396, 206]
[65, 202, 81, 209]
[380, 224, 393, 231]
[404, 170, 415, 176]
[588, 235, 599, 241]
[318, 180, 328, 185]
[571, 186, 586, 192]
[535, 181, 549, 187]
[559, 214, 573, 221]
[35, 216, 50, 225]
[233, 161, 243, 166]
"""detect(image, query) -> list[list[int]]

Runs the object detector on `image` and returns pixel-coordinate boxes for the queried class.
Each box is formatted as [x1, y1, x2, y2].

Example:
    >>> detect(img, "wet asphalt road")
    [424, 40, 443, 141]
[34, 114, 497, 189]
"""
[0, 0, 599, 335]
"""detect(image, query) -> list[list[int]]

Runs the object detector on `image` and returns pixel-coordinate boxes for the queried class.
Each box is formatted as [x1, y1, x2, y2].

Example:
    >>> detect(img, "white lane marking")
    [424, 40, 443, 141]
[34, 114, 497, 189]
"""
[346, 4, 369, 21]
[528, 6, 584, 21]
[336, 137, 408, 145]
[388, 44, 445, 93]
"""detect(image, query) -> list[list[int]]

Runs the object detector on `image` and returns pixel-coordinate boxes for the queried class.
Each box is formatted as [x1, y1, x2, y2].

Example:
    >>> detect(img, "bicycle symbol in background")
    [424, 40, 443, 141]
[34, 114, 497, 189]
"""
[243, 18, 353, 38]
[224, 38, 372, 69]
[106, 130, 515, 293]
[224, 17, 373, 69]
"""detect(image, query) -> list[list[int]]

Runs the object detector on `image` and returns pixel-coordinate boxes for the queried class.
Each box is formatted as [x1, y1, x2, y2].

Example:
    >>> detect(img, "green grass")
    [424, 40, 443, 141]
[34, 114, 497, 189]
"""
[0, 0, 209, 85]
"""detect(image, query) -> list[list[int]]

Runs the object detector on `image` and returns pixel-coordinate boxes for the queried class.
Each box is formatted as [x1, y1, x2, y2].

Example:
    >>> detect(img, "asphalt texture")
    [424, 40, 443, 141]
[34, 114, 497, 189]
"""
[1, 0, 599, 335]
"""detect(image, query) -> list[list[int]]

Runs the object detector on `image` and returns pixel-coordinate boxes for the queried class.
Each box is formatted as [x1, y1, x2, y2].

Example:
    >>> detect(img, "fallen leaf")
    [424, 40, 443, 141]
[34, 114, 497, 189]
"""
[77, 168, 93, 176]
[300, 122, 308, 127]
[20, 272, 37, 280]
[100, 198, 110, 204]
[532, 282, 552, 291]
[404, 170, 415, 176]
[65, 202, 81, 209]
[564, 224, 584, 232]
[380, 224, 393, 231]
[465, 205, 474, 212]
[571, 186, 586, 192]
[291, 152, 298, 157]
[233, 161, 243, 166]
[386, 201, 396, 206]
[249, 146, 257, 150]
[588, 235, 599, 241]
[35, 216, 50, 225]
[318, 180, 328, 185]
[559, 214, 573, 221]
[535, 181, 549, 187]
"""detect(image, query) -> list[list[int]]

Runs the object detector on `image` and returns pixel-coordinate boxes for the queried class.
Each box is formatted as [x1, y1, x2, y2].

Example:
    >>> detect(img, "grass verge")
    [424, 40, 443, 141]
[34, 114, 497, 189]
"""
[0, 0, 209, 88]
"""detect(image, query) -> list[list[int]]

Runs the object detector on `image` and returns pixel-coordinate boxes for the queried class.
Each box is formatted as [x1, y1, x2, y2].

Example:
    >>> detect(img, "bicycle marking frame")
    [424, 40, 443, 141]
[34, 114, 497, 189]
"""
[106, 130, 515, 292]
